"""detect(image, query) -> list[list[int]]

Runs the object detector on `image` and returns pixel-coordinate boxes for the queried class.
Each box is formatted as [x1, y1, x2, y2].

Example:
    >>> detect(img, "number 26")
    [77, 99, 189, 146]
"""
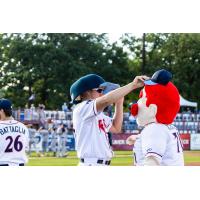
[5, 135, 23, 153]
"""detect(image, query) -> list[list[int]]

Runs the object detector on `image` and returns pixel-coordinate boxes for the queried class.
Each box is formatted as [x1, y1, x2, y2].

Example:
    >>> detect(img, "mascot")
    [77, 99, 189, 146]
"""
[127, 69, 184, 166]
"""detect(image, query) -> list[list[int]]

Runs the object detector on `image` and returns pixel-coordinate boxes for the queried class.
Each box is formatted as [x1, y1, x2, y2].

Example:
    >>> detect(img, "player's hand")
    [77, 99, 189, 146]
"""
[126, 135, 138, 145]
[133, 75, 149, 89]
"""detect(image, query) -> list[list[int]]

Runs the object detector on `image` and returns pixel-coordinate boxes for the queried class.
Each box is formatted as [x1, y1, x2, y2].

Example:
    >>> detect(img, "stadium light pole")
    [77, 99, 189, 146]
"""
[141, 33, 146, 74]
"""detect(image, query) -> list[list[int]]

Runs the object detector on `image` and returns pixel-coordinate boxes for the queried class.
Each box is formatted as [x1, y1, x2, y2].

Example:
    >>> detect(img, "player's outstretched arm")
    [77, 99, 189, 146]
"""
[96, 75, 149, 112]
[109, 97, 124, 133]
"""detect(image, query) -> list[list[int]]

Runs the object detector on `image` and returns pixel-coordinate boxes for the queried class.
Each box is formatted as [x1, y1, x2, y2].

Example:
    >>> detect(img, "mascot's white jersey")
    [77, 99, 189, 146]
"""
[73, 100, 113, 159]
[133, 123, 184, 166]
[0, 120, 29, 165]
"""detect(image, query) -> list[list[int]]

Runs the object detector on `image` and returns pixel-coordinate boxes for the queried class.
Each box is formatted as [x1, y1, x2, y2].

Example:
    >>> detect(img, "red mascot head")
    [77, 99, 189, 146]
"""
[131, 69, 180, 127]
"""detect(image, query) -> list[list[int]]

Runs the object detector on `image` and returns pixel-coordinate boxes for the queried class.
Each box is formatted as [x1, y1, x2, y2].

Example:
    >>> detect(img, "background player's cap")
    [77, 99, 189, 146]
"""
[0, 99, 12, 110]
[100, 82, 120, 94]
[144, 69, 172, 86]
[70, 74, 106, 104]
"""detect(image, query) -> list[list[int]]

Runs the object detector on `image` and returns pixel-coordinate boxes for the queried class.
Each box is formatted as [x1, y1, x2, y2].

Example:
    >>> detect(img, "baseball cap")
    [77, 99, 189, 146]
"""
[70, 74, 106, 104]
[100, 82, 120, 94]
[0, 99, 12, 110]
[144, 69, 172, 86]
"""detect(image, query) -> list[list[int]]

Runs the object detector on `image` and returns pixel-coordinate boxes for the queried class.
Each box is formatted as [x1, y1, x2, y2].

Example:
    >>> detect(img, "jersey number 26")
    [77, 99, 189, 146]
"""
[5, 135, 23, 153]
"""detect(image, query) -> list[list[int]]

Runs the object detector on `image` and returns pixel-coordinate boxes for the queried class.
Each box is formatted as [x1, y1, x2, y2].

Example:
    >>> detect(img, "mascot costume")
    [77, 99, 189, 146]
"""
[127, 69, 184, 166]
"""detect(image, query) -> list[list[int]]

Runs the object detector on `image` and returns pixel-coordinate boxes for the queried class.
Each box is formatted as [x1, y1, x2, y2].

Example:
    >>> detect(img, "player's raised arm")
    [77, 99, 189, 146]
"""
[96, 75, 149, 112]
[109, 97, 124, 133]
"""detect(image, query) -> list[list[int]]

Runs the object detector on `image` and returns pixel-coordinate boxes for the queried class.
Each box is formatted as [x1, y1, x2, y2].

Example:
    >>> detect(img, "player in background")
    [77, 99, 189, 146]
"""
[39, 126, 49, 156]
[0, 99, 29, 166]
[56, 124, 68, 157]
[70, 74, 148, 166]
[27, 124, 36, 155]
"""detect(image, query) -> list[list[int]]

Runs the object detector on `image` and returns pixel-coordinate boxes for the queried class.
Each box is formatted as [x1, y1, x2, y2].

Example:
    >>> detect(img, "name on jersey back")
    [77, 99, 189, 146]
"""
[0, 125, 26, 135]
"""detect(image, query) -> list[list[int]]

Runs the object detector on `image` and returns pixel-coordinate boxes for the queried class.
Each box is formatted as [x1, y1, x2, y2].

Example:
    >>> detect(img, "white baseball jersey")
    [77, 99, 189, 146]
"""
[0, 119, 29, 165]
[73, 100, 113, 160]
[133, 123, 184, 166]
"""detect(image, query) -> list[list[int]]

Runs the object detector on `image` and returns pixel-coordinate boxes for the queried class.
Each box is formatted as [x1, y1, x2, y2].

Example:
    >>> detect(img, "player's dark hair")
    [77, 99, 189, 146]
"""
[3, 109, 12, 117]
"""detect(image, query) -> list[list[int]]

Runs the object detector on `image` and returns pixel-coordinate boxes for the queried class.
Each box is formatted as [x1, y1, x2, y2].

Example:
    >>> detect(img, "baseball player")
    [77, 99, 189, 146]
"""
[70, 74, 148, 166]
[49, 126, 58, 156]
[0, 99, 29, 166]
[27, 124, 36, 155]
[56, 124, 68, 157]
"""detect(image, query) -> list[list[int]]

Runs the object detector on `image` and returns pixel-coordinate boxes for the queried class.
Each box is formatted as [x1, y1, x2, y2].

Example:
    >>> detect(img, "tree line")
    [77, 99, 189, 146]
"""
[0, 33, 199, 109]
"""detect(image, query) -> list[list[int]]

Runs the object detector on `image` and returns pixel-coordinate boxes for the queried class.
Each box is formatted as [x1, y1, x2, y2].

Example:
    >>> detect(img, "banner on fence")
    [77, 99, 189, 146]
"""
[112, 133, 134, 151]
[190, 134, 200, 150]
[180, 133, 190, 150]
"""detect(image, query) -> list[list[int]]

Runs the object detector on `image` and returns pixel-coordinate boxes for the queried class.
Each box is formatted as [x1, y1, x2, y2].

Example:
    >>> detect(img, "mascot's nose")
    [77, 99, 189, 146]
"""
[131, 103, 138, 116]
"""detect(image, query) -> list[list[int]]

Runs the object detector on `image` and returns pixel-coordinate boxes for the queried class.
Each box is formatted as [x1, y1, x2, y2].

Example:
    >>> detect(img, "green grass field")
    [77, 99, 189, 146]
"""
[27, 151, 200, 166]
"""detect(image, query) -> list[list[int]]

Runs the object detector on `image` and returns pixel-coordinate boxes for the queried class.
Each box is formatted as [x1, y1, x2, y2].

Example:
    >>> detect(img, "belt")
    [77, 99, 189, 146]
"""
[0, 163, 24, 166]
[81, 158, 111, 165]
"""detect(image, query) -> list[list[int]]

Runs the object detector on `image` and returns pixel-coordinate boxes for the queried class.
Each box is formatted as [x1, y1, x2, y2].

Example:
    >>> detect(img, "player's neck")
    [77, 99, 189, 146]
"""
[1, 116, 13, 121]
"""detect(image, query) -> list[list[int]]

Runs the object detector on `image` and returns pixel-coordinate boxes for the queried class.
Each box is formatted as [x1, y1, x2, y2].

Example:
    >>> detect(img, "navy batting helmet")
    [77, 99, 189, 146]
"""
[70, 74, 105, 104]
[0, 99, 12, 110]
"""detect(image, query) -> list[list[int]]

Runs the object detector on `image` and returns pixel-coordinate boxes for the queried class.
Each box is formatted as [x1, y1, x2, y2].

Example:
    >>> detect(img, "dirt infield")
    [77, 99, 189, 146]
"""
[184, 151, 200, 166]
[185, 162, 200, 166]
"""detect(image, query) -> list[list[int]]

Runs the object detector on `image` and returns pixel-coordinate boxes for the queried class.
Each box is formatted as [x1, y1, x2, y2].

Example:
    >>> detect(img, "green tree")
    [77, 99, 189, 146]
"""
[121, 33, 200, 106]
[0, 33, 130, 109]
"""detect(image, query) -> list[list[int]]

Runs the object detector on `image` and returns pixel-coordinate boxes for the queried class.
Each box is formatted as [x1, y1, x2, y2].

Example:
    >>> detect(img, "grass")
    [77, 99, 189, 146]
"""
[27, 151, 200, 166]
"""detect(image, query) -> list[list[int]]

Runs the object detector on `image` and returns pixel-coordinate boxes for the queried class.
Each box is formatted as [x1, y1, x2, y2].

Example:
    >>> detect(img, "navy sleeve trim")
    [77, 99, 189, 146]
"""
[145, 152, 163, 157]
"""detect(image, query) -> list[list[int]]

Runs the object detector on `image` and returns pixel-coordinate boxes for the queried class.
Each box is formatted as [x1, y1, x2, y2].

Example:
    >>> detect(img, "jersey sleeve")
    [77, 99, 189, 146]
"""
[103, 114, 113, 132]
[81, 100, 98, 120]
[141, 125, 168, 164]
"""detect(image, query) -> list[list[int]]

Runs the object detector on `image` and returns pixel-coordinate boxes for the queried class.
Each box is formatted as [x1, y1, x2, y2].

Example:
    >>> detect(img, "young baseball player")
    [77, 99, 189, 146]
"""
[129, 69, 184, 166]
[0, 99, 29, 166]
[56, 124, 68, 157]
[70, 74, 148, 166]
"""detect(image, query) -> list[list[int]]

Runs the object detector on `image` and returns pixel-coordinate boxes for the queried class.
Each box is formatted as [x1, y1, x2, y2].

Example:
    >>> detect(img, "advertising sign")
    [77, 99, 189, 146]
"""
[180, 133, 190, 150]
[190, 134, 200, 150]
[112, 133, 134, 150]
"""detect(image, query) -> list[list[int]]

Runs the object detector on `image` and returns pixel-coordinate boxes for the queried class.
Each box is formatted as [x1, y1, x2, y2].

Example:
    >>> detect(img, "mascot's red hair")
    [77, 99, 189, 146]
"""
[131, 69, 180, 126]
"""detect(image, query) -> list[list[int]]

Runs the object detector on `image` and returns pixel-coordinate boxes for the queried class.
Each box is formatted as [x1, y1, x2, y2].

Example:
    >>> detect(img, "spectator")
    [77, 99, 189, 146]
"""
[62, 102, 69, 112]
[38, 104, 46, 126]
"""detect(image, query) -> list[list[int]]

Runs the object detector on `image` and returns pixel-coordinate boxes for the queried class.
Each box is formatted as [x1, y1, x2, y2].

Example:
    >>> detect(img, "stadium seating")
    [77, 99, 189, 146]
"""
[13, 108, 200, 134]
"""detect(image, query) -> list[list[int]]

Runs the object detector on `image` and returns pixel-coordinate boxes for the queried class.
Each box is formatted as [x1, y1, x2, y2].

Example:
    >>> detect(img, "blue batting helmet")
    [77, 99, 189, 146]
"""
[70, 74, 105, 104]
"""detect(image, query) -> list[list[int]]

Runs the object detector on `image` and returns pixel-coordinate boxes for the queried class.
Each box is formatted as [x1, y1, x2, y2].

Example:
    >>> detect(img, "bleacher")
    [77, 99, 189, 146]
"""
[13, 108, 200, 134]
[122, 112, 200, 134]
